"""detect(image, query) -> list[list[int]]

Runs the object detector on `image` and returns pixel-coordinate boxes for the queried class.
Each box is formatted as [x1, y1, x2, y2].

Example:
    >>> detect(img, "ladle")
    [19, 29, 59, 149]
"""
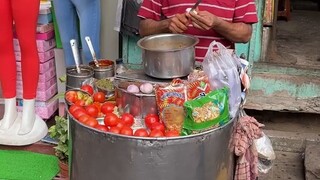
[70, 39, 81, 73]
[85, 36, 100, 67]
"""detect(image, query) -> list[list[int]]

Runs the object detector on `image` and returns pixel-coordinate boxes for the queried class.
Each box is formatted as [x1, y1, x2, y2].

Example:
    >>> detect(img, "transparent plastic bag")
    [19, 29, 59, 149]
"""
[254, 132, 276, 174]
[202, 41, 242, 118]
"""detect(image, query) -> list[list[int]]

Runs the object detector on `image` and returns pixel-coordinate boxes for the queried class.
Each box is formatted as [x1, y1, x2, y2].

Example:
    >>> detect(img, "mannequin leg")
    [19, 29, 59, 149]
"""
[53, 0, 80, 66]
[0, 0, 18, 130]
[73, 0, 101, 64]
[11, 0, 40, 135]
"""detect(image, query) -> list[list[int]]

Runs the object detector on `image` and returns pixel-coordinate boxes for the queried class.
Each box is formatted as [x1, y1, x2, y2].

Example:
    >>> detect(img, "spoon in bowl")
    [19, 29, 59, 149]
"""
[70, 39, 81, 73]
[85, 36, 100, 67]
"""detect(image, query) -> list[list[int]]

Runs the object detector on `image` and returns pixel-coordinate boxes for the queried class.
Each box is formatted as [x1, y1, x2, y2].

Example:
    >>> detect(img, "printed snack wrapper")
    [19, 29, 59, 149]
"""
[155, 79, 187, 133]
[183, 87, 230, 132]
[187, 70, 211, 100]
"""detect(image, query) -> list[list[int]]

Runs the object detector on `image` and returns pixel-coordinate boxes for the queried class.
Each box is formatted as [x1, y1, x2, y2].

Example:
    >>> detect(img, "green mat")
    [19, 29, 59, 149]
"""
[0, 150, 59, 180]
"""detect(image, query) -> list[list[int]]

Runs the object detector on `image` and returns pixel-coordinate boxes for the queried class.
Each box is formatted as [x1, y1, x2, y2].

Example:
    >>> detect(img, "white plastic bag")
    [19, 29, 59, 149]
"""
[254, 132, 276, 174]
[202, 41, 242, 118]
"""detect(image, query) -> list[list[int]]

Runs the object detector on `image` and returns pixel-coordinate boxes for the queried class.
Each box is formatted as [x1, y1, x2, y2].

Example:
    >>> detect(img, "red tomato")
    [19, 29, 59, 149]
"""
[134, 128, 149, 137]
[165, 130, 180, 137]
[73, 109, 88, 119]
[151, 122, 165, 133]
[95, 125, 108, 132]
[149, 129, 164, 137]
[101, 102, 115, 114]
[65, 91, 78, 103]
[145, 114, 159, 129]
[121, 113, 134, 127]
[85, 105, 99, 118]
[69, 104, 84, 115]
[92, 102, 103, 117]
[104, 113, 120, 127]
[93, 92, 106, 103]
[84, 117, 99, 127]
[120, 127, 133, 136]
[109, 127, 121, 134]
[75, 99, 86, 106]
[116, 120, 126, 129]
[78, 114, 91, 124]
[80, 84, 94, 95]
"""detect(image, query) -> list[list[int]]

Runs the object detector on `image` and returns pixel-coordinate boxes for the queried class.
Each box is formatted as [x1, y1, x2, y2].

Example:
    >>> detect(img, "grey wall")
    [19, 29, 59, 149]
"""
[100, 0, 119, 60]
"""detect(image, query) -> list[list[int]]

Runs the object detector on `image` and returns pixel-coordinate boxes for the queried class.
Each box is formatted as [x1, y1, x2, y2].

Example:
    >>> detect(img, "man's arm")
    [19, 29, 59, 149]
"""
[139, 14, 189, 37]
[214, 20, 252, 43]
[139, 19, 170, 37]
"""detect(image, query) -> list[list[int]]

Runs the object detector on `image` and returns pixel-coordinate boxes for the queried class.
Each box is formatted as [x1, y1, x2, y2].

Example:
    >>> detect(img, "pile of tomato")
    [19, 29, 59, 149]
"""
[67, 84, 180, 138]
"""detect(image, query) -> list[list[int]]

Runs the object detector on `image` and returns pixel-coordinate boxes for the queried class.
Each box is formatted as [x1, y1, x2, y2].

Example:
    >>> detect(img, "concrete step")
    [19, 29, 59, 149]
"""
[259, 151, 304, 180]
[305, 143, 320, 180]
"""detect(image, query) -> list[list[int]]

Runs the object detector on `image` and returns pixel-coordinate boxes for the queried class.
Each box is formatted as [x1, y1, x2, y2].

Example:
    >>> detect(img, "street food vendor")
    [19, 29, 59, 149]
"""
[138, 0, 258, 64]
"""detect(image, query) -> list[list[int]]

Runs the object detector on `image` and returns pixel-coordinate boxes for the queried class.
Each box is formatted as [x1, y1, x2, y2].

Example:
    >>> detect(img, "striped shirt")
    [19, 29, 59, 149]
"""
[138, 0, 258, 62]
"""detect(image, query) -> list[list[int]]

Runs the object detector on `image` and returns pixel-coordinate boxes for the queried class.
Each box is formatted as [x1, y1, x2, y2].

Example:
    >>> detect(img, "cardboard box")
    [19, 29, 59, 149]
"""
[15, 48, 54, 62]
[16, 83, 57, 101]
[17, 98, 59, 119]
[17, 65, 56, 83]
[39, 8, 51, 15]
[14, 38, 56, 53]
[16, 58, 55, 74]
[16, 76, 56, 92]
[37, 23, 54, 33]
[37, 13, 53, 25]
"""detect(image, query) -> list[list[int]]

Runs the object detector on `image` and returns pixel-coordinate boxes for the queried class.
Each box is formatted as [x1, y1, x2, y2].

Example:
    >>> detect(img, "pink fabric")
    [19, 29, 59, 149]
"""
[232, 115, 264, 180]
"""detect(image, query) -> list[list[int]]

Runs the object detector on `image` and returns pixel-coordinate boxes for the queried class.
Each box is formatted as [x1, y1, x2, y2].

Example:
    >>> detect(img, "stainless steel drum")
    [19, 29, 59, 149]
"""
[69, 116, 236, 180]
[137, 34, 199, 79]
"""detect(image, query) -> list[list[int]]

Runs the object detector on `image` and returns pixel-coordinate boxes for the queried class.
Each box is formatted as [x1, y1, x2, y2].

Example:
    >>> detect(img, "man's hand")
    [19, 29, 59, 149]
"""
[168, 13, 189, 33]
[186, 10, 220, 31]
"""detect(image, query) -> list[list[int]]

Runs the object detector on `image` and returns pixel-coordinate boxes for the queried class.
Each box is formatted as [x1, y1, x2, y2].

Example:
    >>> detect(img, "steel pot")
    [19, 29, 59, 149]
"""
[66, 65, 94, 90]
[137, 34, 199, 79]
[89, 59, 115, 79]
[114, 80, 157, 119]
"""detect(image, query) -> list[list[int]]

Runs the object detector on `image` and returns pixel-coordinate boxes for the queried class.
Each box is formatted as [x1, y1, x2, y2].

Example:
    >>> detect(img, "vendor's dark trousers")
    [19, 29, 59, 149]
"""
[53, 0, 101, 66]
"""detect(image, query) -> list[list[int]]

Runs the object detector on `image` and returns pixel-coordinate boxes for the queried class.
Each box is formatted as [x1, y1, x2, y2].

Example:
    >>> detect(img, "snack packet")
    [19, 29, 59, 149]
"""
[183, 87, 230, 132]
[187, 70, 211, 100]
[155, 79, 187, 133]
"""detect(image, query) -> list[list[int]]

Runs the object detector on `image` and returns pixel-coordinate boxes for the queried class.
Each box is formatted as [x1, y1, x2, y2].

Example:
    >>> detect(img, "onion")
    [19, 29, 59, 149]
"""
[140, 83, 153, 94]
[185, 8, 198, 14]
[127, 84, 140, 93]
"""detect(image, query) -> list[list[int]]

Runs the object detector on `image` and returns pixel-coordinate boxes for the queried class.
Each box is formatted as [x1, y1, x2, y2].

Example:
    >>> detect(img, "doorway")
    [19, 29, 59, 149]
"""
[269, 0, 320, 69]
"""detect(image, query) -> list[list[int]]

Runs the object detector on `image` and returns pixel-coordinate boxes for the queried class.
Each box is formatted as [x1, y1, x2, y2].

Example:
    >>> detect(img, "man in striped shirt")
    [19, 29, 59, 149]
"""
[138, 0, 258, 62]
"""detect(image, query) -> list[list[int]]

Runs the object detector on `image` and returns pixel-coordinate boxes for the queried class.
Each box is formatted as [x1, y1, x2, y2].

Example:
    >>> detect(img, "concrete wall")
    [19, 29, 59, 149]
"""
[100, 0, 119, 60]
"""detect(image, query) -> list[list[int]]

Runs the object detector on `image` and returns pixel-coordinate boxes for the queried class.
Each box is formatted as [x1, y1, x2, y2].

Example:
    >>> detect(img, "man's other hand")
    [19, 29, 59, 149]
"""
[186, 10, 220, 31]
[169, 13, 189, 33]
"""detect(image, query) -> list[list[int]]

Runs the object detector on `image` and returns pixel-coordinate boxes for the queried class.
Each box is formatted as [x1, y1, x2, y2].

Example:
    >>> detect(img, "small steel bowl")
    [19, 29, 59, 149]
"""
[95, 77, 115, 98]
[64, 88, 92, 107]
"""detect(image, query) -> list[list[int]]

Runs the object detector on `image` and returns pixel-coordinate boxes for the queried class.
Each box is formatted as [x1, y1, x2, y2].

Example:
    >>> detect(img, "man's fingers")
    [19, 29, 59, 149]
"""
[189, 15, 211, 30]
[170, 23, 184, 33]
[192, 22, 205, 30]
[176, 14, 189, 25]
[172, 17, 188, 31]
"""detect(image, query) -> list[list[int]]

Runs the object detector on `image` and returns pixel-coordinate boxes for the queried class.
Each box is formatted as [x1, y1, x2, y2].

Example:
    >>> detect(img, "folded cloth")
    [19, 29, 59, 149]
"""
[232, 115, 264, 180]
